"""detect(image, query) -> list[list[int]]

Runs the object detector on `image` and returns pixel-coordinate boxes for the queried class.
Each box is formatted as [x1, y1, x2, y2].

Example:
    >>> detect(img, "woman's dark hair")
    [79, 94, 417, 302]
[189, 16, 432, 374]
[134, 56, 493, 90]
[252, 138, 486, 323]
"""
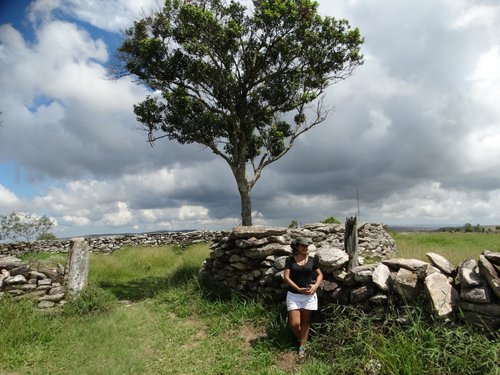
[291, 237, 310, 254]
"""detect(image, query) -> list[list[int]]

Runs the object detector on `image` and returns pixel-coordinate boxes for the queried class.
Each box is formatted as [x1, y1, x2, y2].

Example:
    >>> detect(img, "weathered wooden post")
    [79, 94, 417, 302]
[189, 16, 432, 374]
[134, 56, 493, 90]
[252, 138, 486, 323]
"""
[345, 216, 359, 271]
[66, 237, 89, 299]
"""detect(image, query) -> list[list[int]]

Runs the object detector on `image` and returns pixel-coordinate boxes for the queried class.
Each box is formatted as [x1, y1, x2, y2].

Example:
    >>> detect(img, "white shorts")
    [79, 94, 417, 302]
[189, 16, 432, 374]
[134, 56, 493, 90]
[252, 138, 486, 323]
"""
[286, 291, 318, 311]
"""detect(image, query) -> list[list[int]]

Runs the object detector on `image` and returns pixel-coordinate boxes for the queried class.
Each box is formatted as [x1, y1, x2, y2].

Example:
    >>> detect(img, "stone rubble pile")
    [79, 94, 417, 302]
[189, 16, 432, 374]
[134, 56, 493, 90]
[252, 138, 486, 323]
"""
[201, 224, 500, 331]
[0, 231, 223, 257]
[0, 255, 66, 309]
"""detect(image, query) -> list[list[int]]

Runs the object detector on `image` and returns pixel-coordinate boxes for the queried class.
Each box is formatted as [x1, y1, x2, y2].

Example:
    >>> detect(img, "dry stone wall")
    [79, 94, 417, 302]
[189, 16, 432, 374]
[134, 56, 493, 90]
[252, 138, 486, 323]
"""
[0, 254, 66, 309]
[0, 231, 223, 257]
[2, 224, 499, 332]
[201, 224, 500, 332]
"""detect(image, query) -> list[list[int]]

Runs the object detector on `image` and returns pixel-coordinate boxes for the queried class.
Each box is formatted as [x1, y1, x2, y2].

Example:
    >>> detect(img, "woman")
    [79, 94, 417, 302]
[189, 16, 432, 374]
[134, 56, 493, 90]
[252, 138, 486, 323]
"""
[283, 237, 323, 358]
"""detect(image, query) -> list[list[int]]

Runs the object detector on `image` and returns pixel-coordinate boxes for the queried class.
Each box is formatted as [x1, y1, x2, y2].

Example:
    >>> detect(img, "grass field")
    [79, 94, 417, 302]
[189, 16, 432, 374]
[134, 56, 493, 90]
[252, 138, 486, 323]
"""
[0, 235, 499, 374]
[392, 231, 500, 265]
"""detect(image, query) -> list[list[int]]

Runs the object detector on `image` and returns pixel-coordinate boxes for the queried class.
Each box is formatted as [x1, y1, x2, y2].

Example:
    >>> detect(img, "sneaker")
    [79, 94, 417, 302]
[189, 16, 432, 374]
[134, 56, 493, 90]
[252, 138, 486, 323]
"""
[298, 345, 306, 358]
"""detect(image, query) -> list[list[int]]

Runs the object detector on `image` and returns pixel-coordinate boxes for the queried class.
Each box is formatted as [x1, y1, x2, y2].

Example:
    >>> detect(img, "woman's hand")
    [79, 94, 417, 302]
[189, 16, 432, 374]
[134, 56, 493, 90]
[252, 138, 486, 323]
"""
[305, 284, 318, 295]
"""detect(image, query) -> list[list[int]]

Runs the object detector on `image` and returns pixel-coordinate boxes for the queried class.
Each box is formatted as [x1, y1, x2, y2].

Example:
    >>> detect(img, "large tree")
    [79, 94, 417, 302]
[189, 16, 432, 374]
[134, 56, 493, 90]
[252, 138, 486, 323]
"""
[117, 0, 363, 225]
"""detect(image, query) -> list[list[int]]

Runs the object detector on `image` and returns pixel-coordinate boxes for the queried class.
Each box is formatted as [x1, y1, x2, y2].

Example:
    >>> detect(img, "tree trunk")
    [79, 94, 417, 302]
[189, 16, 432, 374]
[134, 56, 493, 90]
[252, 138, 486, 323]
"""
[233, 163, 253, 226]
[239, 184, 252, 226]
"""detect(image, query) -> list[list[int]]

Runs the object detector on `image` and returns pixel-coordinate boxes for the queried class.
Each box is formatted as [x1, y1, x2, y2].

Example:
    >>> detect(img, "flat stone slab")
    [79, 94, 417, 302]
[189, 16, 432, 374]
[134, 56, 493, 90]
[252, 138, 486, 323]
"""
[4, 275, 27, 285]
[426, 252, 455, 275]
[478, 255, 500, 300]
[0, 255, 24, 270]
[383, 258, 428, 271]
[425, 273, 458, 318]
[230, 226, 288, 239]
[483, 250, 500, 265]
[243, 243, 291, 259]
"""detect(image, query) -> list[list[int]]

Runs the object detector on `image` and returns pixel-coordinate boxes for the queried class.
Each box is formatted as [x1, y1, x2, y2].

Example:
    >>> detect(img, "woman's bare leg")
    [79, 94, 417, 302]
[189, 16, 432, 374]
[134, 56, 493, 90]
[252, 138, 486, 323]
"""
[288, 309, 301, 341]
[299, 309, 312, 345]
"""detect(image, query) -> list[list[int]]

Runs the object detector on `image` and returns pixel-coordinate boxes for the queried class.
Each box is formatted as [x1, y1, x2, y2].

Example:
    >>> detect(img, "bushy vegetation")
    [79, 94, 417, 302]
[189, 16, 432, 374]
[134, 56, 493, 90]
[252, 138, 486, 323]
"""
[321, 216, 341, 224]
[310, 304, 499, 374]
[1, 237, 498, 374]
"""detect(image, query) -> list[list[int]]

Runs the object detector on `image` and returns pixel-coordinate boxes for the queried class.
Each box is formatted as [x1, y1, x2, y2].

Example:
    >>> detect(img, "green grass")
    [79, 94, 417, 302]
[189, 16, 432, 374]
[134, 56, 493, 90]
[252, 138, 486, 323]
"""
[1, 236, 499, 374]
[391, 232, 500, 265]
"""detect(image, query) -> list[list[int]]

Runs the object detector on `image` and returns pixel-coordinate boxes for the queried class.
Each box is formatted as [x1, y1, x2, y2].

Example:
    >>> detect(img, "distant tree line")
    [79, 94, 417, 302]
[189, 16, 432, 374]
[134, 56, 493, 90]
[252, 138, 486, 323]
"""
[437, 223, 499, 233]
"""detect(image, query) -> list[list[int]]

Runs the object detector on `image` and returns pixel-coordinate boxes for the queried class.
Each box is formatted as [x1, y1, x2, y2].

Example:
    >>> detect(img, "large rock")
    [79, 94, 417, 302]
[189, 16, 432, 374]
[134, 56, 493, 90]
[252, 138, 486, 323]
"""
[483, 250, 500, 266]
[458, 257, 491, 303]
[424, 273, 458, 318]
[274, 256, 288, 270]
[458, 300, 500, 316]
[478, 255, 500, 300]
[426, 252, 455, 275]
[316, 247, 349, 271]
[243, 243, 291, 259]
[372, 263, 391, 291]
[458, 301, 500, 331]
[351, 265, 375, 283]
[382, 258, 428, 271]
[458, 258, 483, 288]
[4, 274, 27, 285]
[9, 264, 31, 276]
[391, 268, 420, 301]
[460, 286, 491, 303]
[235, 237, 268, 248]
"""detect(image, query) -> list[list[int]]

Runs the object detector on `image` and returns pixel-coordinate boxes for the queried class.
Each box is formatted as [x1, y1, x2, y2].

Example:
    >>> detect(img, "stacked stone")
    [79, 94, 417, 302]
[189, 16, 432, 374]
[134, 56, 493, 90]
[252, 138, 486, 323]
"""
[201, 223, 397, 297]
[202, 226, 292, 295]
[201, 225, 500, 331]
[0, 255, 66, 309]
[0, 231, 224, 257]
[457, 250, 500, 330]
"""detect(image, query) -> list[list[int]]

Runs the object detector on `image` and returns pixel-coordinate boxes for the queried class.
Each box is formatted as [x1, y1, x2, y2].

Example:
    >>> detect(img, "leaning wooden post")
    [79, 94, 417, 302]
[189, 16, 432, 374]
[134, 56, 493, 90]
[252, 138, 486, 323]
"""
[345, 216, 359, 271]
[66, 237, 89, 299]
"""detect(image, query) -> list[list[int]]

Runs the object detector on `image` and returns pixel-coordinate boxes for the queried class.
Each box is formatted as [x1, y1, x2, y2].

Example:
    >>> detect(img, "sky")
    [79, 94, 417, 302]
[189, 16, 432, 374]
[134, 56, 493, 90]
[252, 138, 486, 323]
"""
[1, 0, 500, 238]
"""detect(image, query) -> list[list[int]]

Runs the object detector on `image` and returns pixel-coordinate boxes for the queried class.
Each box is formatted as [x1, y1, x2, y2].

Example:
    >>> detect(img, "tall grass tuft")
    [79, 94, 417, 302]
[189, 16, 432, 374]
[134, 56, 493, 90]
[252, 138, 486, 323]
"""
[309, 304, 499, 374]
[0, 297, 58, 369]
[62, 284, 118, 316]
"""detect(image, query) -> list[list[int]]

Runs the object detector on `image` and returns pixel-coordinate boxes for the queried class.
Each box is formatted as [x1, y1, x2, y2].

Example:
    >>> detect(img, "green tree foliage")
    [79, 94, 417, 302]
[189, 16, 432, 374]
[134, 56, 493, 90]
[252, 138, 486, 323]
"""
[288, 219, 299, 228]
[322, 215, 340, 224]
[117, 0, 364, 225]
[0, 212, 55, 243]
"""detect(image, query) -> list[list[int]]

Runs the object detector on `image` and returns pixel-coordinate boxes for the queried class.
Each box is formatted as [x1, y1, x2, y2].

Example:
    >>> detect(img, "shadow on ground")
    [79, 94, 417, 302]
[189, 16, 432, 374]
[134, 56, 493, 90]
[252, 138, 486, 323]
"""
[98, 264, 199, 301]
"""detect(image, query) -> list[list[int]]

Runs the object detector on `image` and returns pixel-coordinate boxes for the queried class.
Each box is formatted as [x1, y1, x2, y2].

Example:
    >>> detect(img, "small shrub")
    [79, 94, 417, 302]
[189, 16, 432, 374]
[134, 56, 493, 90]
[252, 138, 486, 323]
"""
[321, 216, 341, 224]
